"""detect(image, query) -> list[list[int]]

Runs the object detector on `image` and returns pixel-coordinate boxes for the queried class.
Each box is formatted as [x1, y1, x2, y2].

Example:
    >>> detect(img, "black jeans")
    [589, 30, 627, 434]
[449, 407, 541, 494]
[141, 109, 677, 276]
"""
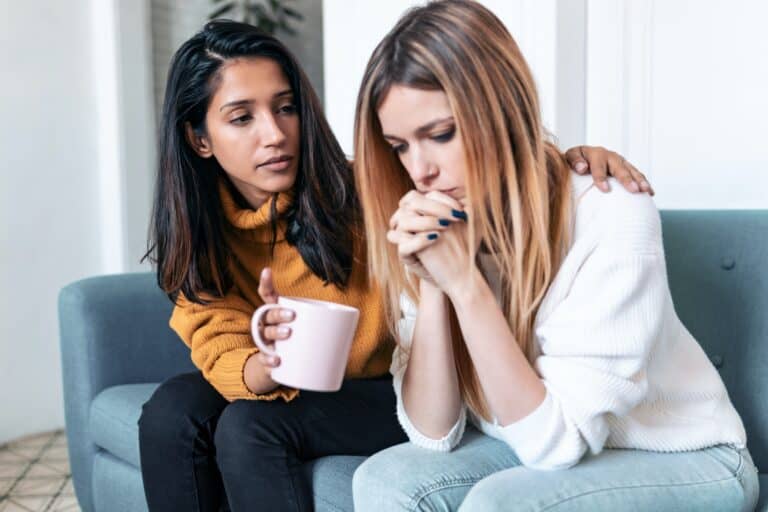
[138, 371, 406, 512]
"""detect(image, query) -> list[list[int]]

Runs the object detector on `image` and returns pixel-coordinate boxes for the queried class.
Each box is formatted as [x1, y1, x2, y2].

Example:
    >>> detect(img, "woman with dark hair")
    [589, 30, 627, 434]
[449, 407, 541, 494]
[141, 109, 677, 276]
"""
[137, 18, 650, 512]
[137, 20, 407, 511]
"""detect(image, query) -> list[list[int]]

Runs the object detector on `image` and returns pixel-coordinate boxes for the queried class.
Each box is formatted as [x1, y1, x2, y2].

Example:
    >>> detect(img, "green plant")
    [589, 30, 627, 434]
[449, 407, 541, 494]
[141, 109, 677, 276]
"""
[209, 0, 304, 36]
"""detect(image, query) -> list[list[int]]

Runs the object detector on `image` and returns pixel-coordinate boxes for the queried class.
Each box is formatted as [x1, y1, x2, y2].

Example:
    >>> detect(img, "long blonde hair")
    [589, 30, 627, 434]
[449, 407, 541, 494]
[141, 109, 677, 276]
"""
[354, 0, 572, 419]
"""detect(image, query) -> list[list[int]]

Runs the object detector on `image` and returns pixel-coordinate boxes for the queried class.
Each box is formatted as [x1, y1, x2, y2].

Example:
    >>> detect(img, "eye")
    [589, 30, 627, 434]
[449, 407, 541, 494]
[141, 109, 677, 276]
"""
[431, 128, 455, 143]
[277, 103, 297, 115]
[390, 143, 406, 155]
[230, 114, 252, 125]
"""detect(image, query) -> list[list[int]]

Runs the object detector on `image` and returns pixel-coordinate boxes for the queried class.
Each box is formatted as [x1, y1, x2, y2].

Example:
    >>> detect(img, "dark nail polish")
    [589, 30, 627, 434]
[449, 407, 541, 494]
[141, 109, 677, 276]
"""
[427, 233, 439, 240]
[451, 209, 467, 221]
[438, 218, 451, 226]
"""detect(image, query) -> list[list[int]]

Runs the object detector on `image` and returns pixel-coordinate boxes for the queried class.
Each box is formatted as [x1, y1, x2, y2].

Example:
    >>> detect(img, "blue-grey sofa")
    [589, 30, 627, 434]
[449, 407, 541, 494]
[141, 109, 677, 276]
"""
[59, 210, 767, 511]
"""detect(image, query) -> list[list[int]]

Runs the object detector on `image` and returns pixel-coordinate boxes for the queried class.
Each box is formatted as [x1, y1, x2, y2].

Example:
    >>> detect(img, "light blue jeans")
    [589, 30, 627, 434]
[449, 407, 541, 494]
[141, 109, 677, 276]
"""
[352, 427, 759, 511]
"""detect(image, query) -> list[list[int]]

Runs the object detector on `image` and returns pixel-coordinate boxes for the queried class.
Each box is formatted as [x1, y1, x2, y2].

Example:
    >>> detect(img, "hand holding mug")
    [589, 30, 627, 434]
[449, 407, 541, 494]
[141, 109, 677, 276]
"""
[251, 288, 360, 392]
[254, 267, 295, 370]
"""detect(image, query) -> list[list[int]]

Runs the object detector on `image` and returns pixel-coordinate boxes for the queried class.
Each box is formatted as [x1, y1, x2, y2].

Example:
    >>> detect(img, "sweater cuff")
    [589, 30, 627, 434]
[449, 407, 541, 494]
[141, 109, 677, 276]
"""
[497, 390, 557, 446]
[393, 367, 467, 452]
[497, 390, 584, 469]
[210, 347, 300, 402]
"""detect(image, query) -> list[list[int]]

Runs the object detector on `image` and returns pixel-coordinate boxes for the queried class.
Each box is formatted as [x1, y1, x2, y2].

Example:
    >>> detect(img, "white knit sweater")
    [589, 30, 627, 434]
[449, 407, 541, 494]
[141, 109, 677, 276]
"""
[393, 175, 746, 470]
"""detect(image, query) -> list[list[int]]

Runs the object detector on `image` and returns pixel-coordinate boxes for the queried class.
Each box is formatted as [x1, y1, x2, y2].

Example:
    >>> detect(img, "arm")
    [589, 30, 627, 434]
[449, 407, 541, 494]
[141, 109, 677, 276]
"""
[387, 191, 469, 450]
[399, 280, 465, 446]
[446, 217, 664, 469]
[171, 276, 297, 402]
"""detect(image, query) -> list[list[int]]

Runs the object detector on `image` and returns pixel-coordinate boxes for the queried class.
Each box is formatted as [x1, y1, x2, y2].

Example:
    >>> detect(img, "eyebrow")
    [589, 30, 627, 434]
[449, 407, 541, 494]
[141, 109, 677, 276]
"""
[383, 116, 455, 141]
[219, 89, 294, 111]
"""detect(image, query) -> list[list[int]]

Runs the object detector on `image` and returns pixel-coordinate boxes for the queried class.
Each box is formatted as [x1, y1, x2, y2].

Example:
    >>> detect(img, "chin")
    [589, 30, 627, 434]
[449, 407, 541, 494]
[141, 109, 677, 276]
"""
[263, 171, 298, 193]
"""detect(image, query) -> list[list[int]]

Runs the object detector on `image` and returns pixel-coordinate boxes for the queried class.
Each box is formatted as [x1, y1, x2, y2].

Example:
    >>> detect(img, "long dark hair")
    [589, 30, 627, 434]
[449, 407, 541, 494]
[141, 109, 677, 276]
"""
[145, 20, 359, 304]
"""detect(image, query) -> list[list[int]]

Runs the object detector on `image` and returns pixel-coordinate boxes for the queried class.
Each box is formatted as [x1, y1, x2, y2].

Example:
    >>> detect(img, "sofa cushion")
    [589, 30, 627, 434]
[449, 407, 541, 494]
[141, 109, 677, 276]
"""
[90, 384, 159, 468]
[661, 211, 768, 472]
[89, 383, 366, 511]
[304, 455, 366, 512]
[93, 451, 150, 512]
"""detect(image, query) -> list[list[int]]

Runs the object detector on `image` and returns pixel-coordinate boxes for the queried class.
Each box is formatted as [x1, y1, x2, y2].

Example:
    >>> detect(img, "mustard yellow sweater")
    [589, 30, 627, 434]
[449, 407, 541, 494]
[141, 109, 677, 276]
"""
[170, 182, 393, 401]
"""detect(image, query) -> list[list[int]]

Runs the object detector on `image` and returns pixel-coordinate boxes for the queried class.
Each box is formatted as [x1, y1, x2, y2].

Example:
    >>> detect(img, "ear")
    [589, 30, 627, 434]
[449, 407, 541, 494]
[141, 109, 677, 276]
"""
[185, 122, 213, 158]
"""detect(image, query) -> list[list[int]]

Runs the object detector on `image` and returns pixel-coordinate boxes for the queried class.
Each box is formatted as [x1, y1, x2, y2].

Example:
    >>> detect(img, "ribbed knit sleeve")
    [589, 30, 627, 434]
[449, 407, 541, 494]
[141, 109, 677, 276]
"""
[391, 294, 467, 451]
[170, 289, 299, 402]
[497, 199, 667, 469]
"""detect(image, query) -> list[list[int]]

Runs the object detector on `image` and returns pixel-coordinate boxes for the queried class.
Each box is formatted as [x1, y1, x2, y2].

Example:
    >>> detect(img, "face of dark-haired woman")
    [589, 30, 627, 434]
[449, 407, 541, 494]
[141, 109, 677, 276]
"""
[187, 57, 300, 209]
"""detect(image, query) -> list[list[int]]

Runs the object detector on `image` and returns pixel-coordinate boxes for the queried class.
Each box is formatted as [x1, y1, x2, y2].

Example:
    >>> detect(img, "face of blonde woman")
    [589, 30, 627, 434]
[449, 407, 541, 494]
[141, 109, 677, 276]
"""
[377, 85, 468, 201]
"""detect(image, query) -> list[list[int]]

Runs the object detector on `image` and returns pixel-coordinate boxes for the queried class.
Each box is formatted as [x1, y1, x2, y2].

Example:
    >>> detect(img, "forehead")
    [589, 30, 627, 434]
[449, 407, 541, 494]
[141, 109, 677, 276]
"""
[210, 57, 290, 105]
[377, 85, 452, 134]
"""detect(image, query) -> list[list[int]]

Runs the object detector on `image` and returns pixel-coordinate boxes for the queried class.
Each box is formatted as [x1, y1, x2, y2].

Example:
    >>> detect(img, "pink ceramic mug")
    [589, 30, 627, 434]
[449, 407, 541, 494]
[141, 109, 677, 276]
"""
[251, 297, 360, 392]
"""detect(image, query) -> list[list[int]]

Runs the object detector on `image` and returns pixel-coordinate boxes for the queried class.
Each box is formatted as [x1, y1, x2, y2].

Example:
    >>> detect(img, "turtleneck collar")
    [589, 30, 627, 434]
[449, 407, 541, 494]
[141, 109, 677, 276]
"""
[218, 179, 294, 243]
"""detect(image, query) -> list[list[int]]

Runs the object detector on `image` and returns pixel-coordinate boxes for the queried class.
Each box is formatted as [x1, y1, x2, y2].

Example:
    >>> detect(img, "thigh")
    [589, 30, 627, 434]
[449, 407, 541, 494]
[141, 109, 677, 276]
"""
[141, 371, 228, 426]
[460, 445, 757, 512]
[216, 376, 407, 459]
[140, 372, 230, 512]
[353, 428, 520, 512]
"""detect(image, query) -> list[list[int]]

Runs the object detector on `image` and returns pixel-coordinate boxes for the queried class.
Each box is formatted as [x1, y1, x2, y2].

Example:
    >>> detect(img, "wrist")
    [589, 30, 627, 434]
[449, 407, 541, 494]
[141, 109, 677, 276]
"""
[244, 353, 279, 394]
[419, 277, 444, 298]
[447, 267, 492, 309]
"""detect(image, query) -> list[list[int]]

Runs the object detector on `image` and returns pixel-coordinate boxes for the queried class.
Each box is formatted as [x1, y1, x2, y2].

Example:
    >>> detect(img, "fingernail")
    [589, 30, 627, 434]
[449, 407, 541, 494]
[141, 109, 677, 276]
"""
[427, 233, 439, 240]
[280, 309, 294, 320]
[630, 182, 639, 192]
[641, 181, 650, 189]
[451, 209, 468, 220]
[272, 357, 280, 365]
[278, 326, 290, 336]
[438, 218, 451, 226]
[575, 162, 587, 172]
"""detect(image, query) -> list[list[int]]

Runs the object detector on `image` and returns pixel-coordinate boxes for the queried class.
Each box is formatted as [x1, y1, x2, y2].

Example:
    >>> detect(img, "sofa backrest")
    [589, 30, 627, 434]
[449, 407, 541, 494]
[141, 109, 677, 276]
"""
[661, 210, 768, 471]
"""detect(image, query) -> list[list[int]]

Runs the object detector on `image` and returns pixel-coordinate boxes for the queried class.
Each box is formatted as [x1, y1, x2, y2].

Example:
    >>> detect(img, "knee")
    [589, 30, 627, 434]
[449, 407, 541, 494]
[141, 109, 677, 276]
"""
[459, 469, 544, 512]
[139, 372, 224, 443]
[214, 400, 295, 463]
[459, 478, 506, 512]
[352, 450, 416, 512]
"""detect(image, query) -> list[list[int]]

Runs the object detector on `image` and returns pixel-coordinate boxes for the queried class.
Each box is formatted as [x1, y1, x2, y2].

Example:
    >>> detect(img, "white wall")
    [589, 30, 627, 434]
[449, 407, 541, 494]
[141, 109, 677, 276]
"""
[0, 0, 155, 444]
[151, 0, 325, 114]
[323, 0, 768, 209]
[323, 0, 562, 157]
[0, 0, 101, 444]
[585, 0, 768, 209]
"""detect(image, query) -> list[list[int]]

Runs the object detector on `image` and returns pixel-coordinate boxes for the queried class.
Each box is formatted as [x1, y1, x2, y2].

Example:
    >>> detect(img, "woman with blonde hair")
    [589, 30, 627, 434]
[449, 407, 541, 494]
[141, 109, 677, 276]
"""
[351, 1, 758, 510]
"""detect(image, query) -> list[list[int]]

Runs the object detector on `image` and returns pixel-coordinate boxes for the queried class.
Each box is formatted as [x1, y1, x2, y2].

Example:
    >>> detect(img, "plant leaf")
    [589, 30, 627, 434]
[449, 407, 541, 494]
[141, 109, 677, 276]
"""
[209, 1, 235, 19]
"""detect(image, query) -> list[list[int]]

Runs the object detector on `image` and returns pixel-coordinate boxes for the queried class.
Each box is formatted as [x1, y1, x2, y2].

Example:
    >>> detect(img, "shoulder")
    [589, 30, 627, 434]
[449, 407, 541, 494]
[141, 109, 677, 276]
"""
[570, 175, 662, 253]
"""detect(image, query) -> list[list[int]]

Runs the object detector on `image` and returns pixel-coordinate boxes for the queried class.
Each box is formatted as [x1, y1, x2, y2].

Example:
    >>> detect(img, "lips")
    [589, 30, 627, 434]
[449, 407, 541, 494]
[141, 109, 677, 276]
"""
[258, 155, 293, 168]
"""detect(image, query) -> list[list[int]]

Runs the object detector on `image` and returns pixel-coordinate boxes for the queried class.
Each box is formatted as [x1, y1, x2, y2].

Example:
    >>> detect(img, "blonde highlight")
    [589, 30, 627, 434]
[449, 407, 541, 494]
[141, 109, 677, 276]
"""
[354, 0, 573, 421]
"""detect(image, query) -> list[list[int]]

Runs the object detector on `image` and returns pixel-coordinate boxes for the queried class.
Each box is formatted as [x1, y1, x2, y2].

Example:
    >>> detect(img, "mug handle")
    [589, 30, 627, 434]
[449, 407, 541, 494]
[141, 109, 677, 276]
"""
[251, 303, 282, 356]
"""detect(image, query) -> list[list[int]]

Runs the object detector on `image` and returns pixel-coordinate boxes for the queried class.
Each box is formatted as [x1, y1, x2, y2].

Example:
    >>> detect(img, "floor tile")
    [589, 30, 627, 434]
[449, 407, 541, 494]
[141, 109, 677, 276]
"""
[39, 447, 68, 463]
[9, 477, 65, 496]
[0, 500, 31, 511]
[48, 495, 79, 511]
[0, 430, 78, 511]
[58, 480, 74, 496]
[0, 478, 16, 495]
[0, 464, 27, 480]
[3, 495, 53, 511]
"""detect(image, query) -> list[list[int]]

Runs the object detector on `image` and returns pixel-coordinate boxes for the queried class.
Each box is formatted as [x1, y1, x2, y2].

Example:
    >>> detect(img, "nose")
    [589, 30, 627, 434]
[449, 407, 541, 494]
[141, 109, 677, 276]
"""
[405, 147, 438, 186]
[258, 112, 286, 147]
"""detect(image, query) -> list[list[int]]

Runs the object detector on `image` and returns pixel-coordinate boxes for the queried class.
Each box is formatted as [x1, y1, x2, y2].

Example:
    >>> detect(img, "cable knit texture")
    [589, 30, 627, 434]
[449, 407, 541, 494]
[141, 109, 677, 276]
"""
[170, 181, 393, 402]
[393, 175, 746, 469]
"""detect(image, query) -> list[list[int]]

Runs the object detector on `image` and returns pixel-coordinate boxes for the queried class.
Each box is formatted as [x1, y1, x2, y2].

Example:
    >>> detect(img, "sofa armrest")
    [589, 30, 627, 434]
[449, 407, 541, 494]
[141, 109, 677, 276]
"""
[58, 272, 194, 512]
